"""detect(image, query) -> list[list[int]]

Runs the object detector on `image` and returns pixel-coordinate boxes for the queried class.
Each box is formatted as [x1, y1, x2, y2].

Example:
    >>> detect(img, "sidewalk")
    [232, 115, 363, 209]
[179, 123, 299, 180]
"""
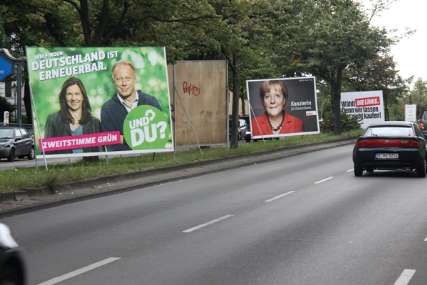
[0, 139, 355, 217]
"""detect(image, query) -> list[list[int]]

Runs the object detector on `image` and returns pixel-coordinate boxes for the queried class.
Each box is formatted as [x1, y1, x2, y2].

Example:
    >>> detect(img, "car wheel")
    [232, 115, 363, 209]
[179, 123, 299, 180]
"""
[354, 163, 363, 177]
[416, 160, 426, 177]
[7, 149, 15, 162]
[28, 147, 34, 160]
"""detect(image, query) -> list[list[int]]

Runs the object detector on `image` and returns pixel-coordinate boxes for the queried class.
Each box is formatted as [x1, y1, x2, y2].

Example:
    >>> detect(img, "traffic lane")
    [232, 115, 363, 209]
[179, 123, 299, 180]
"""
[3, 145, 355, 283]
[3, 145, 422, 282]
[125, 174, 427, 285]
[14, 180, 427, 284]
[4, 144, 427, 284]
[5, 143, 355, 248]
[37, 169, 427, 285]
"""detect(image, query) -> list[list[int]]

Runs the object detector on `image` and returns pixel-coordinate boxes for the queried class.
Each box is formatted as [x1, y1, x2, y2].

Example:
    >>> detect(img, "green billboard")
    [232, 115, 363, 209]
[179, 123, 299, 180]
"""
[26, 47, 174, 157]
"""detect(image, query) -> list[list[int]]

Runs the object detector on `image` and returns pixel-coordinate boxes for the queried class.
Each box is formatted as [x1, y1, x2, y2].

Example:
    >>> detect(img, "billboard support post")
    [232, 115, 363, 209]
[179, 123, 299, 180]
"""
[16, 63, 22, 127]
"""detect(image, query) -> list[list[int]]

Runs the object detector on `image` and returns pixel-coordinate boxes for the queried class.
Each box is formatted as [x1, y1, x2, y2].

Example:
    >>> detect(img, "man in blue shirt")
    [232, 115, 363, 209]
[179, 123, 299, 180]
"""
[101, 60, 161, 151]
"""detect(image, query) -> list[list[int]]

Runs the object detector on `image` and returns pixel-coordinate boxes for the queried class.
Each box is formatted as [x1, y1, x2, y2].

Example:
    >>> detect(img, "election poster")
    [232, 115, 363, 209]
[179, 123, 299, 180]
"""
[340, 90, 385, 129]
[26, 47, 174, 158]
[405, 104, 417, 122]
[247, 77, 320, 139]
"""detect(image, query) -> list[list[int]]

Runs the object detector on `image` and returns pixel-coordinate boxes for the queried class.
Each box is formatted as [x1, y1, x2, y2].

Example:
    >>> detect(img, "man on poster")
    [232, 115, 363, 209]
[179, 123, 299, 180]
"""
[101, 60, 162, 151]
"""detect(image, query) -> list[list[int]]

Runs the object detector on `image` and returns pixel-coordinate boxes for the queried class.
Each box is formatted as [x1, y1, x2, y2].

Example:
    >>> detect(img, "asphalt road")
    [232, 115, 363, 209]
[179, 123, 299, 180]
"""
[2, 144, 427, 285]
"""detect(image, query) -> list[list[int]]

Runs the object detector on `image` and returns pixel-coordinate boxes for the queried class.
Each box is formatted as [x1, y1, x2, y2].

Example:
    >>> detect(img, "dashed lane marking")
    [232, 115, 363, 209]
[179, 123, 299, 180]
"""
[265, 191, 295, 203]
[37, 257, 121, 285]
[183, 215, 234, 233]
[314, 176, 334, 184]
[393, 269, 416, 285]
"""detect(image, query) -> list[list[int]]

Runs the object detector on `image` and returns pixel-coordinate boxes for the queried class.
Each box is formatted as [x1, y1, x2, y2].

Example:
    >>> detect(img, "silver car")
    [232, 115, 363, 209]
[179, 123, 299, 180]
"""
[0, 127, 34, 162]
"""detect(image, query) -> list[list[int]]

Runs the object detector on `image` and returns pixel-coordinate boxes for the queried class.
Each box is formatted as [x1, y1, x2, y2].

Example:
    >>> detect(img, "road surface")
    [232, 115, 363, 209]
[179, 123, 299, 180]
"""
[2, 144, 427, 285]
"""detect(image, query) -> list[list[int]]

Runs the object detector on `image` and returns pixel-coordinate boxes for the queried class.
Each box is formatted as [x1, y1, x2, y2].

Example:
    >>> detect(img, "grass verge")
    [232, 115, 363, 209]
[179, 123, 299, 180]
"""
[0, 130, 362, 193]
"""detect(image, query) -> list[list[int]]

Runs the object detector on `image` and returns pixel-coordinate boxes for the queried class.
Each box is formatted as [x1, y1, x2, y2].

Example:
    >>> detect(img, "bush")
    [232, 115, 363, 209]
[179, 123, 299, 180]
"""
[320, 111, 361, 132]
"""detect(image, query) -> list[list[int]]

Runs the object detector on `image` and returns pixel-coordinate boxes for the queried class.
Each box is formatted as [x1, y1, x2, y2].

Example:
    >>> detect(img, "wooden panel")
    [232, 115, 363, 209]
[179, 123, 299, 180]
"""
[173, 60, 227, 146]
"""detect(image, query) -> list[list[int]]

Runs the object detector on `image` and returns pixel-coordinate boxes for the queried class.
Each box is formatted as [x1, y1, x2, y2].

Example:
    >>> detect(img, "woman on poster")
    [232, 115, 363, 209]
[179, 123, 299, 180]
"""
[251, 80, 303, 137]
[44, 77, 101, 153]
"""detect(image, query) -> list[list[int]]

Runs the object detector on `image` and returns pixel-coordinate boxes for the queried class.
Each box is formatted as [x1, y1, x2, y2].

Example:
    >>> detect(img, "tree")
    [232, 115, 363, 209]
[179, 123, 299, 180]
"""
[305, 1, 391, 132]
[179, 0, 276, 148]
[406, 79, 427, 117]
[269, 0, 391, 132]
[345, 52, 406, 120]
[1, 0, 404, 139]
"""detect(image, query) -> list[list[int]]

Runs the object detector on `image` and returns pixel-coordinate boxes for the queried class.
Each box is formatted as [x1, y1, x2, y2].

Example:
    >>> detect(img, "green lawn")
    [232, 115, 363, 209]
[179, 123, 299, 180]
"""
[0, 130, 362, 193]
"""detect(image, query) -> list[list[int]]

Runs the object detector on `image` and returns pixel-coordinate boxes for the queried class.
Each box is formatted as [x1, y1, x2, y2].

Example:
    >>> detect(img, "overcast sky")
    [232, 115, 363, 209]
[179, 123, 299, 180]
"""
[362, 0, 427, 81]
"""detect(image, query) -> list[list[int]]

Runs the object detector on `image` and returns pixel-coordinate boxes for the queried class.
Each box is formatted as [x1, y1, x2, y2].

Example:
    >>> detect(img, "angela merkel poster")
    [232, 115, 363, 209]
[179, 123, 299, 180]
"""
[246, 77, 320, 139]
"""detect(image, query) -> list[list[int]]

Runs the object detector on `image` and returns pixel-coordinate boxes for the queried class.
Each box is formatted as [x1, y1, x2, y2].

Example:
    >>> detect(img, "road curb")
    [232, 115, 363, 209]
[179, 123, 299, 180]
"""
[0, 139, 355, 217]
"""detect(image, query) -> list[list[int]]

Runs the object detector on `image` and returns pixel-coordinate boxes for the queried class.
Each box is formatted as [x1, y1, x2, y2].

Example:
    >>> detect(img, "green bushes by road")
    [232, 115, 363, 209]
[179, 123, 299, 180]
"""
[0, 130, 362, 193]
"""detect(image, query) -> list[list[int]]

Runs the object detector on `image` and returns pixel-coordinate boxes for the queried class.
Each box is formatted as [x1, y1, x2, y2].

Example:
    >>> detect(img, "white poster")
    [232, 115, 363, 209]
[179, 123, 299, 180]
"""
[341, 90, 385, 129]
[404, 104, 417, 122]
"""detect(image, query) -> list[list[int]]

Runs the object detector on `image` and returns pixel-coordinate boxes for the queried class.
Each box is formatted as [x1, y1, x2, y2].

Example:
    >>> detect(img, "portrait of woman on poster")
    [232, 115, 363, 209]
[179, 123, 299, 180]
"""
[44, 77, 101, 153]
[251, 80, 303, 137]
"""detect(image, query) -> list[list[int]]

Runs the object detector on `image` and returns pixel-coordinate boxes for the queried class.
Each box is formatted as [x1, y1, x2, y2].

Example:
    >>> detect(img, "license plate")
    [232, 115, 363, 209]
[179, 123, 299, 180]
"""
[375, 153, 399, 160]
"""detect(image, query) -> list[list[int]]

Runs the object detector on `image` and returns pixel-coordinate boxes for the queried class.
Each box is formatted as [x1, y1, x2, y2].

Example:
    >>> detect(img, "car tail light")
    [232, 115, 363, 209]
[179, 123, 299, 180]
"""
[357, 139, 420, 148]
[399, 139, 421, 148]
[419, 121, 425, 130]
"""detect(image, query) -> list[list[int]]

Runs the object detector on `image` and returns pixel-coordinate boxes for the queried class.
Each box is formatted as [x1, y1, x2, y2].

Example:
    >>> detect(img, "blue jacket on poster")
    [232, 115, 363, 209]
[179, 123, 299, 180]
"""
[101, 90, 162, 151]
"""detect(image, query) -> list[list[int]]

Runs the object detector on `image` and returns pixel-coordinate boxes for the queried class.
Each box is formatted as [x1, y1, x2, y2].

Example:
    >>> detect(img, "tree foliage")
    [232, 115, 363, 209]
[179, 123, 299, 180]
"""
[0, 0, 407, 137]
[406, 79, 427, 118]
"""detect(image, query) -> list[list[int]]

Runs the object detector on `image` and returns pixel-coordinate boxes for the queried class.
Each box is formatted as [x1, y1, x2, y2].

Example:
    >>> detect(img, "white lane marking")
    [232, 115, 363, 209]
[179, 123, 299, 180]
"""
[314, 176, 334, 184]
[37, 257, 120, 285]
[393, 269, 416, 285]
[183, 215, 234, 233]
[346, 169, 353, 173]
[265, 191, 295, 203]
[424, 237, 427, 242]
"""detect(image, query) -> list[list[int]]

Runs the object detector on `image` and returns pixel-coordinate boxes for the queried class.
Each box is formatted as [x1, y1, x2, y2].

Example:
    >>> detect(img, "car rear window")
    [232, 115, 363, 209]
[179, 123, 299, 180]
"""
[0, 129, 14, 138]
[422, 111, 427, 120]
[364, 126, 414, 137]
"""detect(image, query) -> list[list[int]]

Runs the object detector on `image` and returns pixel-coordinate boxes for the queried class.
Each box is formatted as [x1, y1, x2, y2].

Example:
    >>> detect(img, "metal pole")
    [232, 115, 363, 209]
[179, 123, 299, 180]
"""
[16, 63, 22, 127]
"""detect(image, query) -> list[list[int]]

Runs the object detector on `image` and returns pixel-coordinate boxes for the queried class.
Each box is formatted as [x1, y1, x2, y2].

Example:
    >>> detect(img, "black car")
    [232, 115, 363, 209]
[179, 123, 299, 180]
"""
[238, 115, 252, 142]
[353, 121, 427, 177]
[228, 115, 252, 142]
[0, 223, 26, 285]
[0, 127, 34, 162]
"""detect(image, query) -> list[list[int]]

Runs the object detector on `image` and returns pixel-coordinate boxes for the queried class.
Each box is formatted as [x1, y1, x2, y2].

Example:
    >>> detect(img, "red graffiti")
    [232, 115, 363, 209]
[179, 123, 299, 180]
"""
[183, 81, 201, 96]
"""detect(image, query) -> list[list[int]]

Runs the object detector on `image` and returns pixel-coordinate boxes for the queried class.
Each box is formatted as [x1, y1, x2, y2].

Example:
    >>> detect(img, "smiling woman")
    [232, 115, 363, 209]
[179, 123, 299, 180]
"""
[44, 77, 101, 154]
[251, 80, 303, 137]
